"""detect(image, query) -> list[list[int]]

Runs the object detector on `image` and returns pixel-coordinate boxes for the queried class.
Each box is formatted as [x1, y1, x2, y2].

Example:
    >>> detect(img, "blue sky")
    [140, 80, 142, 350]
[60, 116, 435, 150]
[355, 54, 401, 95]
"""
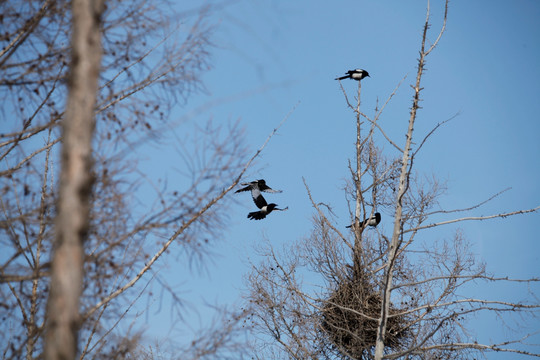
[134, 1, 540, 357]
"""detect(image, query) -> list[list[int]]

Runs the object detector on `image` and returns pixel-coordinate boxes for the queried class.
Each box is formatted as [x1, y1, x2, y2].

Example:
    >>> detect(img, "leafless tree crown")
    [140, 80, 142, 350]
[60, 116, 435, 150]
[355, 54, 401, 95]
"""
[0, 0, 262, 358]
[244, 2, 540, 359]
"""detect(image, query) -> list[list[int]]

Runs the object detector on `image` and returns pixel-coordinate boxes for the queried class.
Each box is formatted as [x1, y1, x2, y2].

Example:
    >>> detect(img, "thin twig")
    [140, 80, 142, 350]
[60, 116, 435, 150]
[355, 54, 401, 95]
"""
[403, 206, 540, 233]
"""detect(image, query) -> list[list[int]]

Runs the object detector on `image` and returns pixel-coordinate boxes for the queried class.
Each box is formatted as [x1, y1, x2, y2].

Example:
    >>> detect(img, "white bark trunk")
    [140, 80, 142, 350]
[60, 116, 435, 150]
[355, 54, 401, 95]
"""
[353, 82, 363, 274]
[374, 19, 429, 360]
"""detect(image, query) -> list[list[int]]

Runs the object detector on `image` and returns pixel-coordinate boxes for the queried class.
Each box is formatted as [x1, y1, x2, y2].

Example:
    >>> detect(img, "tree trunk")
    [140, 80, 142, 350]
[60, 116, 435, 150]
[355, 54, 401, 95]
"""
[353, 82, 364, 279]
[373, 15, 429, 360]
[44, 0, 104, 359]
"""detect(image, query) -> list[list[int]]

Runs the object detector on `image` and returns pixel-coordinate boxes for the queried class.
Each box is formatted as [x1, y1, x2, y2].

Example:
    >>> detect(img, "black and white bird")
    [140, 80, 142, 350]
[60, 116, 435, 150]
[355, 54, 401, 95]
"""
[335, 69, 370, 81]
[247, 192, 288, 220]
[346, 212, 381, 228]
[236, 179, 287, 220]
[235, 179, 282, 195]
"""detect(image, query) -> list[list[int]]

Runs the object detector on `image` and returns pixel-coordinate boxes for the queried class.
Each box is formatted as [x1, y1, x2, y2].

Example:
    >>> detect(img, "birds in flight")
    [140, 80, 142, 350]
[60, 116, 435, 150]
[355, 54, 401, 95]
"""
[236, 69, 373, 224]
[235, 179, 380, 228]
[235, 179, 288, 220]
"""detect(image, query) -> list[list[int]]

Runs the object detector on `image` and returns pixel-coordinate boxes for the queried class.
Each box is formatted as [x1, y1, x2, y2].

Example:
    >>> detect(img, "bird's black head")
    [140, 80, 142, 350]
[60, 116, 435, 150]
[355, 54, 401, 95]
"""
[374, 212, 381, 222]
[257, 179, 266, 185]
[267, 203, 277, 211]
[364, 71, 371, 77]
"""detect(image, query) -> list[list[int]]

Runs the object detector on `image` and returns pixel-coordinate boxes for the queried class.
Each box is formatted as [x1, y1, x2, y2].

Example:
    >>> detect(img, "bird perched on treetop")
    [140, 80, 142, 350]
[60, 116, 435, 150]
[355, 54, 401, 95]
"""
[335, 69, 370, 81]
[346, 212, 381, 228]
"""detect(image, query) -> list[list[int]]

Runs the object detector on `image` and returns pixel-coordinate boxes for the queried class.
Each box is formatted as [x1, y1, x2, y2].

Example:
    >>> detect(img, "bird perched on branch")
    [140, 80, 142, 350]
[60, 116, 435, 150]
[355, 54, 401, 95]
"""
[346, 212, 381, 228]
[335, 69, 370, 81]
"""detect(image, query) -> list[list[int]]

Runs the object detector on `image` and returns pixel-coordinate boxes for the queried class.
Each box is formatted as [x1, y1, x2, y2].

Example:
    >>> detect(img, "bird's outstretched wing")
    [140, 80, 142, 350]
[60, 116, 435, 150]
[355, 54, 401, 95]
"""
[235, 180, 258, 193]
[235, 185, 251, 193]
[235, 180, 282, 194]
[252, 192, 268, 209]
[260, 186, 283, 193]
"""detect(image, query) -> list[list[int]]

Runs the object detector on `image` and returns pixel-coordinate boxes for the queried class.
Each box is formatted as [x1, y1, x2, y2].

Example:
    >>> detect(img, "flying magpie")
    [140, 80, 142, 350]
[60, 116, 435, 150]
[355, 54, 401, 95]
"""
[235, 179, 282, 195]
[335, 69, 370, 81]
[346, 212, 381, 228]
[247, 192, 288, 220]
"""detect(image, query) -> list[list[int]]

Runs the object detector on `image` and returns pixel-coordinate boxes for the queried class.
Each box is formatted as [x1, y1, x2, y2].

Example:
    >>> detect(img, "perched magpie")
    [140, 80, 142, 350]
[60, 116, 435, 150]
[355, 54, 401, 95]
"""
[235, 179, 282, 195]
[335, 69, 370, 81]
[346, 212, 381, 228]
[247, 192, 288, 220]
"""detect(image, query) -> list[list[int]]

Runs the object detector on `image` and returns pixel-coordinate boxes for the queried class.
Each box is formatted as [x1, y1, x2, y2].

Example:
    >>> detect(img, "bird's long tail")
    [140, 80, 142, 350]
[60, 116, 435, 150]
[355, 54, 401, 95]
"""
[335, 75, 350, 80]
[247, 211, 264, 220]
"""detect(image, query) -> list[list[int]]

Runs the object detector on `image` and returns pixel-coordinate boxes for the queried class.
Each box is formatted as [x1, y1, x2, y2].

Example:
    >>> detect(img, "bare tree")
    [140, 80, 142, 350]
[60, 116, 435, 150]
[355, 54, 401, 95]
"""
[0, 0, 269, 358]
[245, 2, 540, 359]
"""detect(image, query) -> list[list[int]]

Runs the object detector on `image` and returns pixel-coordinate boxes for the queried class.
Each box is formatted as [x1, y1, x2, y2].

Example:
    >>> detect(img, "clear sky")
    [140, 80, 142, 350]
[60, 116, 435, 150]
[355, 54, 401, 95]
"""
[134, 1, 540, 357]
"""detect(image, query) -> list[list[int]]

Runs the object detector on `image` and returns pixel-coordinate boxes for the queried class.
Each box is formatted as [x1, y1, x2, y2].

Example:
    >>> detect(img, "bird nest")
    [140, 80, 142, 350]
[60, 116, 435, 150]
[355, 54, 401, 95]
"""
[321, 275, 410, 359]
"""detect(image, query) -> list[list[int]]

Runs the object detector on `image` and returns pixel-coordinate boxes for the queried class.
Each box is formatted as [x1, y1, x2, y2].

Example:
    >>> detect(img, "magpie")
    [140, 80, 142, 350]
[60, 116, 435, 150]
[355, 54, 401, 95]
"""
[247, 192, 288, 220]
[346, 212, 381, 228]
[335, 69, 370, 81]
[235, 179, 282, 195]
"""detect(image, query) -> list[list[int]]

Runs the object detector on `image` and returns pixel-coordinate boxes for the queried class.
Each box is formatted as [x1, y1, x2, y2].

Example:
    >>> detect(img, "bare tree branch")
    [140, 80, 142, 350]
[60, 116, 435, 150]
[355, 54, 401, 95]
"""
[83, 104, 295, 321]
[404, 206, 540, 233]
